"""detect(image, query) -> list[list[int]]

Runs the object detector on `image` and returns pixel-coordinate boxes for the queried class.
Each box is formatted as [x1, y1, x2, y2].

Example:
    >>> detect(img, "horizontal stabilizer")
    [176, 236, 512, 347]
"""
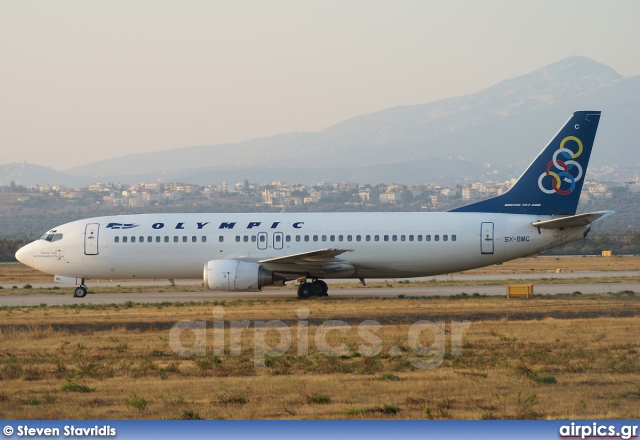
[259, 248, 353, 265]
[532, 211, 614, 229]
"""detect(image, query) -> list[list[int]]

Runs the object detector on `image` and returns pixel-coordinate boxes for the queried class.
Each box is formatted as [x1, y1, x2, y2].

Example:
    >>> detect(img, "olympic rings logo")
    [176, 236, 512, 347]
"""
[538, 136, 583, 195]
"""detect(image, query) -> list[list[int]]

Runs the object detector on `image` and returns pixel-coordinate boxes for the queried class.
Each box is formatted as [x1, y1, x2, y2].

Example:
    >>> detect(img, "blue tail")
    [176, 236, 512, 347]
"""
[450, 111, 601, 216]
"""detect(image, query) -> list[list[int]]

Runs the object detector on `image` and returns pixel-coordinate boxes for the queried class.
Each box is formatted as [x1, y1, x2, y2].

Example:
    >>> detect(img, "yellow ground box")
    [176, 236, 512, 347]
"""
[602, 250, 612, 257]
[507, 283, 533, 298]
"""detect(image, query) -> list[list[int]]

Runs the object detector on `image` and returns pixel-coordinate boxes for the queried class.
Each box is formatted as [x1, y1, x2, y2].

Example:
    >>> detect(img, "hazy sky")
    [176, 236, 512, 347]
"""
[2, 1, 640, 170]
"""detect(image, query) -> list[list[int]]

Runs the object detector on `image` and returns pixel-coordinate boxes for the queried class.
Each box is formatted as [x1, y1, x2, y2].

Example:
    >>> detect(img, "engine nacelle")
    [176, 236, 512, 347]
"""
[203, 260, 277, 292]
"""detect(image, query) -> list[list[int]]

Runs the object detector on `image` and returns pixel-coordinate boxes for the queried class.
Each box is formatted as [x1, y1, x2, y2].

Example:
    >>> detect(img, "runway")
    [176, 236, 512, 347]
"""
[2, 270, 639, 290]
[1, 280, 638, 307]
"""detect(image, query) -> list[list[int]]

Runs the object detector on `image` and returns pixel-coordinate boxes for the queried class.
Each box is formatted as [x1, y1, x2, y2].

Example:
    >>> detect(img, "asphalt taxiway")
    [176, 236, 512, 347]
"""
[1, 280, 638, 307]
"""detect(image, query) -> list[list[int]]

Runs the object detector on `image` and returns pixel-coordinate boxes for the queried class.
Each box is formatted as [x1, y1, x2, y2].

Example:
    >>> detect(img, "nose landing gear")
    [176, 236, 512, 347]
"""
[73, 280, 88, 298]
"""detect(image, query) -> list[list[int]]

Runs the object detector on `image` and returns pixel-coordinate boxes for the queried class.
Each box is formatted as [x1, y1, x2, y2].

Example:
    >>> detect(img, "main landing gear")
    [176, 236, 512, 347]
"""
[296, 279, 329, 299]
[73, 280, 88, 298]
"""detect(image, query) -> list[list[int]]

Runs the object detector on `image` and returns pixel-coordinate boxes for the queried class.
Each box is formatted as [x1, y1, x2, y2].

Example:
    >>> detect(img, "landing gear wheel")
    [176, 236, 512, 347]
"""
[313, 280, 329, 297]
[73, 286, 88, 298]
[297, 283, 315, 299]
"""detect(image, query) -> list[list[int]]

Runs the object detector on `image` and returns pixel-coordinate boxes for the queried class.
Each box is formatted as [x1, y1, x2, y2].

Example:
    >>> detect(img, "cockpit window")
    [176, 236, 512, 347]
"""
[40, 231, 53, 240]
[39, 232, 63, 242]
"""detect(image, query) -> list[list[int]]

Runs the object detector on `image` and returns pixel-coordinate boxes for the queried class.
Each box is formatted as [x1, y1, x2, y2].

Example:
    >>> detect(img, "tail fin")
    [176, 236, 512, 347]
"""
[450, 111, 601, 216]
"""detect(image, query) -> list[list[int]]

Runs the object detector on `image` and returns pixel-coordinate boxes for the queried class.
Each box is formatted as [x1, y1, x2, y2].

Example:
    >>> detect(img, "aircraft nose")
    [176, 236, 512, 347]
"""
[15, 243, 34, 267]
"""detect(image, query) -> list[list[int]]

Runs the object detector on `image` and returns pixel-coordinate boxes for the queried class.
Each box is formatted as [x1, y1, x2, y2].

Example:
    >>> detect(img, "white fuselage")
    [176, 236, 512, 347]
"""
[16, 212, 588, 281]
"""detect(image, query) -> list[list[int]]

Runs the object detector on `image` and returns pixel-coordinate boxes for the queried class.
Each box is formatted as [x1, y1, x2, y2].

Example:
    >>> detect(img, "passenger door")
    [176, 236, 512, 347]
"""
[257, 232, 268, 250]
[84, 223, 100, 255]
[273, 232, 284, 250]
[480, 222, 494, 255]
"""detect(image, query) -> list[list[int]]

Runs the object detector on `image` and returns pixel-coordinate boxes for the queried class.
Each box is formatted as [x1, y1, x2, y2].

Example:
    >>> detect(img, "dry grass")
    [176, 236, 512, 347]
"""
[0, 264, 54, 284]
[0, 296, 639, 419]
[464, 255, 640, 274]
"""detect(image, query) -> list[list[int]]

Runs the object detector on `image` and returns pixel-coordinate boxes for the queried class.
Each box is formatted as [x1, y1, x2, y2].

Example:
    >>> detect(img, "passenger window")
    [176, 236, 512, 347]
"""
[259, 235, 265, 243]
[139, 236, 144, 243]
[131, 236, 136, 243]
[313, 235, 318, 242]
[339, 235, 344, 241]
[347, 235, 352, 242]
[304, 235, 309, 242]
[322, 235, 327, 241]
[296, 235, 301, 242]
[244, 236, 249, 242]
[219, 236, 224, 243]
[235, 236, 241, 242]
[202, 236, 207, 242]
[192, 236, 197, 242]
[123, 237, 128, 243]
[452, 235, 457, 242]
[356, 235, 361, 242]
[409, 235, 414, 241]
[114, 236, 119, 243]
[164, 236, 169, 243]
[174, 236, 178, 243]
[275, 235, 281, 243]
[374, 235, 379, 241]
[401, 235, 406, 241]
[435, 235, 440, 242]
[148, 236, 152, 243]
[417, 235, 422, 242]
[392, 235, 398, 241]
[330, 235, 335, 242]
[443, 235, 448, 241]
[426, 235, 431, 241]
[384, 235, 389, 242]
[156, 236, 161, 243]
[286, 235, 291, 242]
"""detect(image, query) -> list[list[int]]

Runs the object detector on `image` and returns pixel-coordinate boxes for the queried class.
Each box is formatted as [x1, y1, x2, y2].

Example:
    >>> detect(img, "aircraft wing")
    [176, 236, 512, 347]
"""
[259, 248, 353, 265]
[532, 211, 614, 229]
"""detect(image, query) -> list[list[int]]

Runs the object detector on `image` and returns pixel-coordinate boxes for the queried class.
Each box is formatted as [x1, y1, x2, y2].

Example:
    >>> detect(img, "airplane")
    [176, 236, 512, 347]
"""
[15, 111, 611, 299]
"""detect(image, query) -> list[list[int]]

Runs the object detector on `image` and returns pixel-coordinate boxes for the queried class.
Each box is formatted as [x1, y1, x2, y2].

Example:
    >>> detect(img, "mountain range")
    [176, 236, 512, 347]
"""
[3, 56, 639, 187]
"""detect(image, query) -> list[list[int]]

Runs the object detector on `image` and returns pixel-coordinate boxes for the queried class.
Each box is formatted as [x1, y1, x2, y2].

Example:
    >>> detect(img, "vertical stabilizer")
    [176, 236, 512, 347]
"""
[450, 111, 601, 215]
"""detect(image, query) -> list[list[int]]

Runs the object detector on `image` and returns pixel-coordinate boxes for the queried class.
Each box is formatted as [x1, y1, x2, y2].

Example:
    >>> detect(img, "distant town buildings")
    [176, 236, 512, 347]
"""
[0, 176, 633, 211]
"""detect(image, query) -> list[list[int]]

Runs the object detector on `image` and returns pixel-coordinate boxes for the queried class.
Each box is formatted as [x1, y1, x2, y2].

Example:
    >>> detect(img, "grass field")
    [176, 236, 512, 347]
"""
[1, 294, 639, 420]
[1, 257, 639, 420]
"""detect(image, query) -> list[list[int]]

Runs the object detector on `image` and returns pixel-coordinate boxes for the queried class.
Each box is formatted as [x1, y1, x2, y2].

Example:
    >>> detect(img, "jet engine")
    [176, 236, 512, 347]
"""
[203, 260, 281, 291]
